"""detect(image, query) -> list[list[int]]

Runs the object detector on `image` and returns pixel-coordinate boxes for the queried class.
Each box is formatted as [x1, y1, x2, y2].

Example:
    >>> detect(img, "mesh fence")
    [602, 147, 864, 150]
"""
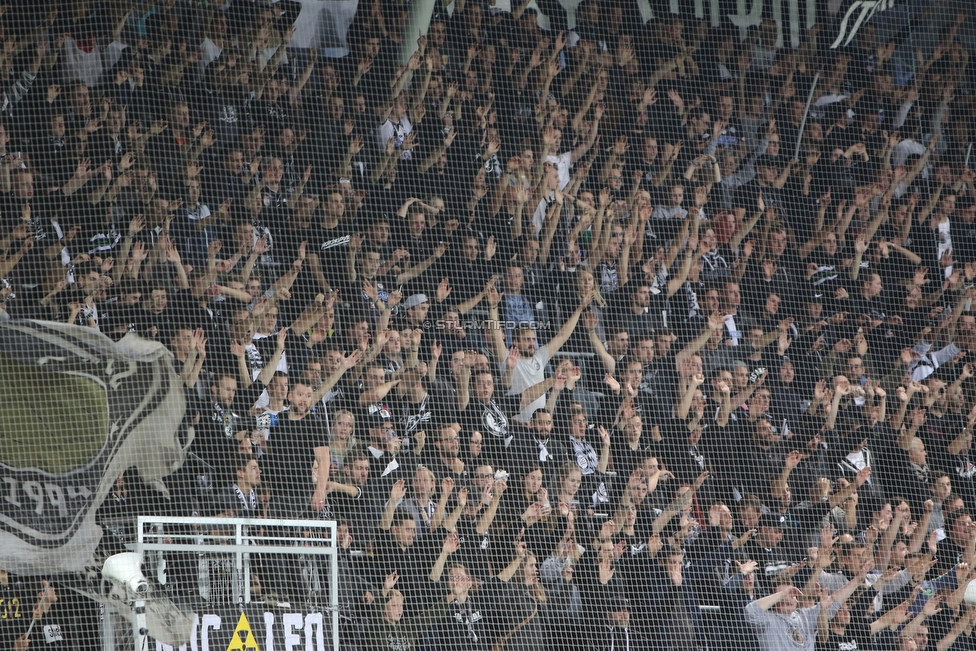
[1, 0, 976, 650]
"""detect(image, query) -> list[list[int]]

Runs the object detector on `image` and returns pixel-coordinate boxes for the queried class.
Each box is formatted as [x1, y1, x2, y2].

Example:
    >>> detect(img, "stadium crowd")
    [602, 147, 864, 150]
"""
[3, 0, 976, 650]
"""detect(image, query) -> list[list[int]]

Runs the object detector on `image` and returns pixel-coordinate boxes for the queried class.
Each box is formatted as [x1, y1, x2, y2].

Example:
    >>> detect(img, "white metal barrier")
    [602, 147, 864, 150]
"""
[135, 516, 339, 651]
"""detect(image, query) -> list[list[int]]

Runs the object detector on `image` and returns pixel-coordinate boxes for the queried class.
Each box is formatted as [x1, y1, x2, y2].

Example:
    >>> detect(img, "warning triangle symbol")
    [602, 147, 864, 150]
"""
[226, 612, 261, 651]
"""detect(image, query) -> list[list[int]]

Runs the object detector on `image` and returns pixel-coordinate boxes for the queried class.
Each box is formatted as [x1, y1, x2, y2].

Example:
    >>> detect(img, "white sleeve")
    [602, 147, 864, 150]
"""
[189, 205, 212, 222]
[932, 343, 963, 368]
[538, 346, 552, 367]
[744, 600, 771, 627]
[893, 100, 914, 130]
[377, 121, 393, 151]
[531, 199, 547, 235]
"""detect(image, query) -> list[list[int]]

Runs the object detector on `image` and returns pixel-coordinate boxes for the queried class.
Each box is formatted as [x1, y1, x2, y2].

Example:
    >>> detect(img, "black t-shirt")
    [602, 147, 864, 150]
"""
[399, 389, 440, 439]
[461, 395, 521, 468]
[0, 582, 30, 651]
[268, 413, 328, 508]
[665, 440, 711, 487]
[308, 221, 352, 281]
[921, 411, 967, 474]
[819, 619, 871, 651]
[0, 580, 98, 651]
[742, 539, 793, 595]
[372, 532, 437, 614]
[436, 592, 492, 651]
[193, 380, 268, 478]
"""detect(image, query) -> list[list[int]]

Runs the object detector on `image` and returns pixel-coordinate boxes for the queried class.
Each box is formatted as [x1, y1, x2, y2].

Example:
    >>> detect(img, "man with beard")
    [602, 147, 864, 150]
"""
[487, 285, 592, 422]
[950, 312, 976, 352]
[262, 375, 333, 604]
[268, 377, 331, 519]
[428, 424, 468, 483]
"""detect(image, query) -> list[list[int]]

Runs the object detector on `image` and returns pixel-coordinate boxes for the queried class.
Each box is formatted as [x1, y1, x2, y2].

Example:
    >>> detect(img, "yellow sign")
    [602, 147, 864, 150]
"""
[226, 612, 261, 651]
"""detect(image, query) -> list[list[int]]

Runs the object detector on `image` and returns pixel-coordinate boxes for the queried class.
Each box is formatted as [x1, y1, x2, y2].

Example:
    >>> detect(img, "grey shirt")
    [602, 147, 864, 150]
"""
[745, 599, 841, 651]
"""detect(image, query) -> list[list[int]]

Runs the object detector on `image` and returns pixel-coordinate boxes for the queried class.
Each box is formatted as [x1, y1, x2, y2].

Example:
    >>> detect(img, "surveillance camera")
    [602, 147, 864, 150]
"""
[102, 552, 149, 596]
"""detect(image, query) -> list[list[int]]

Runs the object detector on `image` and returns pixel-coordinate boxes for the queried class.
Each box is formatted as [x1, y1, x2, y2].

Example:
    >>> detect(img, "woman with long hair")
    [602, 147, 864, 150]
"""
[553, 462, 584, 518]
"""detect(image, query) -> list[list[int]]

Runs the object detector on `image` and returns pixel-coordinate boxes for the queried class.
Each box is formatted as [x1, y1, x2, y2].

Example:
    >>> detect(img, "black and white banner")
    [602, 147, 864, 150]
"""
[150, 606, 332, 651]
[831, 0, 899, 48]
[0, 321, 187, 575]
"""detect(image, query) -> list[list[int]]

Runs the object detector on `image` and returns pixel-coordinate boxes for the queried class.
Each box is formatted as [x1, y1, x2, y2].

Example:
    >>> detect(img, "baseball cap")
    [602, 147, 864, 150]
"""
[404, 294, 428, 310]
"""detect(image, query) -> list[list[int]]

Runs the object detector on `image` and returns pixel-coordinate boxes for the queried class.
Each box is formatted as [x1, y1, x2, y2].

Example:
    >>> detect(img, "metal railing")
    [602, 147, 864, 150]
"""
[136, 516, 339, 651]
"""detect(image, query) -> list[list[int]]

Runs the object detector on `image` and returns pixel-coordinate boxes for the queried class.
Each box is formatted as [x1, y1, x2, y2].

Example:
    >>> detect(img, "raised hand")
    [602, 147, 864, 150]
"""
[598, 556, 615, 584]
[506, 346, 520, 370]
[390, 479, 407, 502]
[442, 531, 460, 554]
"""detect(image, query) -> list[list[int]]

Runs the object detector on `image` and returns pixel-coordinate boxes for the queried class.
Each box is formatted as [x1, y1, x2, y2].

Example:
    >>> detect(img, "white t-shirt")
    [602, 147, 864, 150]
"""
[290, 0, 330, 49]
[377, 117, 413, 159]
[506, 345, 551, 423]
[545, 151, 573, 190]
[199, 38, 222, 69]
[187, 202, 212, 223]
[248, 333, 288, 380]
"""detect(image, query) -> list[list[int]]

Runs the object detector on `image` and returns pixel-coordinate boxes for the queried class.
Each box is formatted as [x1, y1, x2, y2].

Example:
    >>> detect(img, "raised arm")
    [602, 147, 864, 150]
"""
[256, 327, 288, 387]
[652, 471, 709, 533]
[829, 560, 873, 607]
[379, 479, 408, 531]
[429, 531, 460, 582]
[937, 608, 976, 651]
[456, 277, 496, 315]
[431, 477, 454, 531]
[476, 478, 506, 534]
[675, 374, 705, 420]
[583, 310, 616, 374]
[519, 376, 556, 412]
[485, 282, 508, 364]
[311, 349, 363, 405]
[751, 585, 802, 612]
[396, 242, 447, 285]
[677, 311, 725, 361]
[497, 542, 527, 583]
[545, 292, 594, 356]
[441, 487, 468, 532]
